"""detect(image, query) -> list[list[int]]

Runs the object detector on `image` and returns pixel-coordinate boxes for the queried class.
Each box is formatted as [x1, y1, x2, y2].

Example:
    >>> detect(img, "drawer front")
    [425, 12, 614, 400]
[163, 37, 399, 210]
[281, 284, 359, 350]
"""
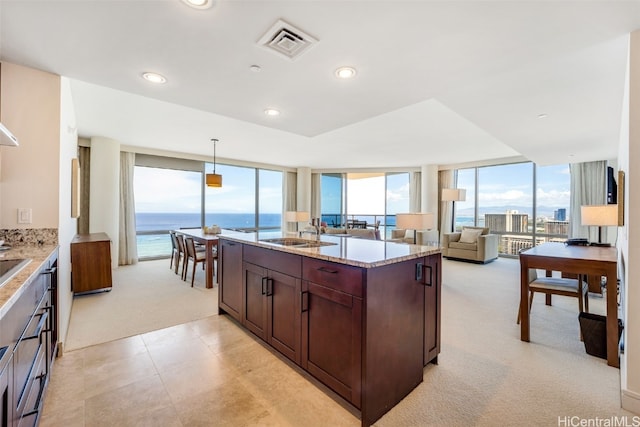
[302, 258, 363, 297]
[244, 245, 301, 277]
[16, 346, 45, 426]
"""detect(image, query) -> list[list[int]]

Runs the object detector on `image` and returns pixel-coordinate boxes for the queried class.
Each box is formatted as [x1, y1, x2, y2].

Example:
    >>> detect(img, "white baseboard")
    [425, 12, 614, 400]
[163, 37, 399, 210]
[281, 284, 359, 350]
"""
[622, 388, 640, 415]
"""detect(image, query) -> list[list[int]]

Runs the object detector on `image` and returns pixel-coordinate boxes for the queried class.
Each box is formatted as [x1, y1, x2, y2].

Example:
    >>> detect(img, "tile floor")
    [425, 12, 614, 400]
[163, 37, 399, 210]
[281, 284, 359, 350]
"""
[40, 315, 360, 427]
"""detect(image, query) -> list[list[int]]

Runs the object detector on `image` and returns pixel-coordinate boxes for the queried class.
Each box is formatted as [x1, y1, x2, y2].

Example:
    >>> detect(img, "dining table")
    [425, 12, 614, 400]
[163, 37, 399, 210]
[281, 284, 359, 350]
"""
[175, 228, 219, 289]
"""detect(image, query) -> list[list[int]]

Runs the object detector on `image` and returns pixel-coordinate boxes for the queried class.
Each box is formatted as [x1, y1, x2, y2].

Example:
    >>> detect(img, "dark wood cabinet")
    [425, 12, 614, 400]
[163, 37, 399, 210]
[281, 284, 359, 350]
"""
[71, 233, 112, 294]
[242, 246, 302, 365]
[218, 237, 442, 427]
[423, 253, 442, 365]
[0, 249, 58, 427]
[218, 239, 243, 322]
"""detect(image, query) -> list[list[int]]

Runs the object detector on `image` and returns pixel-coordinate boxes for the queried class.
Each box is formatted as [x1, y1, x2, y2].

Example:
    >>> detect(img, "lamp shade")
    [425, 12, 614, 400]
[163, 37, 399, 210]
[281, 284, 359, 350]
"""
[396, 213, 435, 230]
[284, 211, 310, 222]
[581, 205, 618, 226]
[206, 173, 222, 187]
[442, 188, 466, 202]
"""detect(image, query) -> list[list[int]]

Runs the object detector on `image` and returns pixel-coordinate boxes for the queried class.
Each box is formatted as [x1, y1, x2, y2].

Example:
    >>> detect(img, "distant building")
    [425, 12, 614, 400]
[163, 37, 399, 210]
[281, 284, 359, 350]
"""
[544, 220, 569, 236]
[485, 210, 528, 233]
[554, 208, 567, 221]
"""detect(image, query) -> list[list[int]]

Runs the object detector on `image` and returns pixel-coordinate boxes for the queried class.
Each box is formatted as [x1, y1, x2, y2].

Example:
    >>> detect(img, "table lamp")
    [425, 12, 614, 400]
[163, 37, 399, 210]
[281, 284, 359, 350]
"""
[442, 188, 466, 232]
[580, 204, 618, 246]
[285, 211, 310, 236]
[396, 213, 435, 244]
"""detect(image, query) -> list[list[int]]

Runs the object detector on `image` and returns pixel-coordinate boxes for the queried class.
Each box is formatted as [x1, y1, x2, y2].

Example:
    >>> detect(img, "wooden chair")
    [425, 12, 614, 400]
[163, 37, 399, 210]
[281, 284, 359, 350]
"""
[174, 233, 187, 276]
[517, 269, 589, 324]
[169, 231, 180, 271]
[183, 237, 206, 286]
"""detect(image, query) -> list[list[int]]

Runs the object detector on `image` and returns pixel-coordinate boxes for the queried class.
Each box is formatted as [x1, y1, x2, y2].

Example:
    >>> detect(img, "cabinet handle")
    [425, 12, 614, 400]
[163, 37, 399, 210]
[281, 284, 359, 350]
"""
[301, 291, 309, 312]
[261, 277, 267, 295]
[42, 267, 57, 275]
[266, 278, 274, 296]
[23, 312, 48, 341]
[317, 267, 338, 274]
[423, 265, 433, 287]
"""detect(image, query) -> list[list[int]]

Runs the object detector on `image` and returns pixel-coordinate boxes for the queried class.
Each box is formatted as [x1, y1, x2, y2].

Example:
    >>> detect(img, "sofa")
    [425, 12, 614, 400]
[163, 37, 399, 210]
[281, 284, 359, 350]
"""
[323, 227, 381, 240]
[442, 226, 499, 263]
[389, 229, 439, 245]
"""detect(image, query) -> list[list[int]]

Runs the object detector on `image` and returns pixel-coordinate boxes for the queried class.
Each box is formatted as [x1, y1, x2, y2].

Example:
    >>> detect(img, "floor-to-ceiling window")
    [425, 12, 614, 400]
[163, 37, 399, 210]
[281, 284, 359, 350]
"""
[320, 172, 410, 239]
[451, 162, 570, 257]
[134, 166, 202, 259]
[258, 169, 283, 230]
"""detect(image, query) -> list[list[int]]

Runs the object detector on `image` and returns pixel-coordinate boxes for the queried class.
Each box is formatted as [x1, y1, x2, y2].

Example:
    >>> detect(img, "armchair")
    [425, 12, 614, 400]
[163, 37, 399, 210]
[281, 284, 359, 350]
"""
[389, 229, 439, 245]
[442, 226, 498, 263]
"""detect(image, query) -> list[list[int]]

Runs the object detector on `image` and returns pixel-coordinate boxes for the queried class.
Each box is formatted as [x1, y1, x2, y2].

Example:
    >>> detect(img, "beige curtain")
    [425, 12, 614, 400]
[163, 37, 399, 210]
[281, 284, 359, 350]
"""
[409, 171, 421, 212]
[119, 152, 138, 265]
[311, 173, 321, 219]
[439, 169, 454, 242]
[78, 146, 91, 235]
[569, 161, 607, 240]
[284, 171, 297, 232]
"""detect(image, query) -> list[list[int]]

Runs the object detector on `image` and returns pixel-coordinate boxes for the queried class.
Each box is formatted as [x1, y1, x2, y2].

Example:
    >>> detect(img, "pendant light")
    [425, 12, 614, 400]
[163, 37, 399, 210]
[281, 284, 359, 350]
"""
[206, 138, 222, 187]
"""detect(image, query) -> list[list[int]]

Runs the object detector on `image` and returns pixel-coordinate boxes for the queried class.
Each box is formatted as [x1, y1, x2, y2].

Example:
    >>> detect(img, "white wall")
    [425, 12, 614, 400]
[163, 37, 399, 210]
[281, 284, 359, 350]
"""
[0, 62, 60, 228]
[89, 137, 120, 269]
[620, 30, 640, 415]
[421, 165, 438, 214]
[57, 77, 79, 350]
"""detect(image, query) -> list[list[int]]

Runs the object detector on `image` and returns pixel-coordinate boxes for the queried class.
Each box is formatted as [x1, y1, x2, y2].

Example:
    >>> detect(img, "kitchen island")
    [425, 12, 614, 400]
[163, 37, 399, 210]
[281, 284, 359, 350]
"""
[217, 231, 441, 427]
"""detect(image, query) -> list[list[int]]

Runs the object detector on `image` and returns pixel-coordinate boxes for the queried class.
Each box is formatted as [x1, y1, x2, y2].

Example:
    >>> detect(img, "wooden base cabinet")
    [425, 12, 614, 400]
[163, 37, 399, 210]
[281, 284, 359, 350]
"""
[218, 239, 243, 321]
[71, 233, 112, 294]
[217, 238, 442, 427]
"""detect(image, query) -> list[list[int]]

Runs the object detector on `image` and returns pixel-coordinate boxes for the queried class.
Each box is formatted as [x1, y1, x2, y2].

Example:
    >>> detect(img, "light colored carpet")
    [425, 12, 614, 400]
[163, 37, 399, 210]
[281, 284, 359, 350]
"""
[65, 259, 217, 351]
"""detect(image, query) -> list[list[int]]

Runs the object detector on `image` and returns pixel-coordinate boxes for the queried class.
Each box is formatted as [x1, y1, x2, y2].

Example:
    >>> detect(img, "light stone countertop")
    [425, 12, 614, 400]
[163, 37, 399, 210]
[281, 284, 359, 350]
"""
[0, 244, 58, 317]
[218, 230, 441, 268]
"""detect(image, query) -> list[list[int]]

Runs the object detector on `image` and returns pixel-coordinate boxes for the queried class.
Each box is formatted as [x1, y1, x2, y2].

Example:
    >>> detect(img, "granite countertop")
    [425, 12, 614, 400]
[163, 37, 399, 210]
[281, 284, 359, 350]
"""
[218, 230, 441, 268]
[0, 244, 58, 317]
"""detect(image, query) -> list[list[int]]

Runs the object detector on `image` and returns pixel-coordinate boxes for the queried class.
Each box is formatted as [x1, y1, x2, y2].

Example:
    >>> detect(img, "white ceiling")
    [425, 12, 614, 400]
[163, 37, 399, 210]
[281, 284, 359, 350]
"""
[1, 0, 639, 169]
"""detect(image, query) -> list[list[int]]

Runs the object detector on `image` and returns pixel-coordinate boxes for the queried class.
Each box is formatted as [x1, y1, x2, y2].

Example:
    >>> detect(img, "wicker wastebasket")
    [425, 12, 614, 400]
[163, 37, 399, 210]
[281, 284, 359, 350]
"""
[578, 312, 623, 359]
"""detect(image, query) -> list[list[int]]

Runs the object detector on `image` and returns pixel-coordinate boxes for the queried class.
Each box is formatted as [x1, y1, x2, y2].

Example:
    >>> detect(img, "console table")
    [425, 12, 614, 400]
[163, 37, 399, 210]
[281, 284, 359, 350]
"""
[519, 242, 619, 367]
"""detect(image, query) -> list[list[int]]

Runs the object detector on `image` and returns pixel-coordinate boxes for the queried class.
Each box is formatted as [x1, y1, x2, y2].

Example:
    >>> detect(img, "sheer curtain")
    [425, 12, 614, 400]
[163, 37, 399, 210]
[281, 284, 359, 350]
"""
[569, 160, 607, 240]
[439, 169, 454, 243]
[283, 171, 297, 232]
[311, 173, 321, 220]
[409, 171, 421, 212]
[119, 152, 138, 265]
[78, 146, 91, 234]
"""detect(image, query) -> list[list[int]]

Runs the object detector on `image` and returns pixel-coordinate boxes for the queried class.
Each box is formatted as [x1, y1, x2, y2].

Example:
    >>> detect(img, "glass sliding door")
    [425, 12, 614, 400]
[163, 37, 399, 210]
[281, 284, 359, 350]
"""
[134, 166, 203, 259]
[385, 172, 410, 239]
[321, 173, 344, 228]
[205, 163, 256, 230]
[454, 168, 476, 231]
[535, 164, 570, 243]
[258, 169, 283, 230]
[346, 173, 385, 229]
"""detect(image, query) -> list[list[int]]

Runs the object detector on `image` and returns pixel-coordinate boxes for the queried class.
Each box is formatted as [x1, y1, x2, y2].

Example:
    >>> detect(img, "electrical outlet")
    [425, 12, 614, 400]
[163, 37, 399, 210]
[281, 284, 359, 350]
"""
[18, 208, 32, 224]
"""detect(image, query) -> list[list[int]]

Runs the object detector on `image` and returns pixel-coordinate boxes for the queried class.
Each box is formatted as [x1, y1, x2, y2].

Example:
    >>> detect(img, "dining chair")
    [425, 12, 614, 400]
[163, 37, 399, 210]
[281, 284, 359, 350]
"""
[184, 237, 207, 286]
[174, 233, 187, 276]
[517, 269, 589, 324]
[169, 231, 180, 271]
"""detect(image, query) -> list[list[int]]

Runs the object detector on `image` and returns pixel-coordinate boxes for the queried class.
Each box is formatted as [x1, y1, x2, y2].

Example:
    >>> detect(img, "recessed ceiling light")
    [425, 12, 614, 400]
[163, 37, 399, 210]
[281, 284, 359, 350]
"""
[537, 113, 548, 119]
[335, 66, 357, 79]
[250, 65, 262, 72]
[142, 72, 166, 84]
[181, 0, 215, 10]
[264, 109, 280, 116]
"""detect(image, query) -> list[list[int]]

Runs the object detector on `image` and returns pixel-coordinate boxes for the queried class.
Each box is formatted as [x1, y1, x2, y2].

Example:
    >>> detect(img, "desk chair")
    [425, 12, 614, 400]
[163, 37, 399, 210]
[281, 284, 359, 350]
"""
[517, 269, 589, 324]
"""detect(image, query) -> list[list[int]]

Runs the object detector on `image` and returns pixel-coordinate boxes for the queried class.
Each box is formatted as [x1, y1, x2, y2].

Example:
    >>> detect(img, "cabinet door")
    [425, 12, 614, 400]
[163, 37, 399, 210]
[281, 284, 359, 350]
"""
[243, 262, 268, 340]
[423, 253, 442, 365]
[218, 240, 243, 321]
[267, 270, 301, 365]
[302, 281, 362, 408]
[0, 355, 12, 427]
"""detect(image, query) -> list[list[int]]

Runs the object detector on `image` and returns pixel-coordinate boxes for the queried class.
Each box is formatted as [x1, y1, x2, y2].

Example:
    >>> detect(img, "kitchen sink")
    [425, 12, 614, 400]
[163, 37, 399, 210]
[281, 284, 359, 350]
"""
[259, 238, 337, 248]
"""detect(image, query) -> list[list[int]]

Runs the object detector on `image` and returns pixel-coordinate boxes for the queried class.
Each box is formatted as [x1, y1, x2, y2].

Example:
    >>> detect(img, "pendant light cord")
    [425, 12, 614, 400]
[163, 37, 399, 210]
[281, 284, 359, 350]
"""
[211, 138, 218, 173]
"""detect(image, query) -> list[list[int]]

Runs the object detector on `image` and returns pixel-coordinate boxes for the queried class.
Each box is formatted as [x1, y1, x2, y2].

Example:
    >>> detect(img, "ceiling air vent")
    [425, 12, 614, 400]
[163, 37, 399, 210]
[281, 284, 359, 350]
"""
[258, 19, 318, 61]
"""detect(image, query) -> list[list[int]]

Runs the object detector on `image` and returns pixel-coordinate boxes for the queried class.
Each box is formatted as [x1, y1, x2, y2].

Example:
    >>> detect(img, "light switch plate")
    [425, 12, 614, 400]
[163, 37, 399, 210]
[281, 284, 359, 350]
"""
[18, 208, 32, 224]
